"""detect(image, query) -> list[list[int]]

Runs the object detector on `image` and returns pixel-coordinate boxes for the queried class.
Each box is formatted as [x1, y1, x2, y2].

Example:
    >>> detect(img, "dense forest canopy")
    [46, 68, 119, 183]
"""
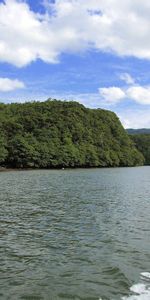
[0, 99, 144, 168]
[129, 134, 150, 165]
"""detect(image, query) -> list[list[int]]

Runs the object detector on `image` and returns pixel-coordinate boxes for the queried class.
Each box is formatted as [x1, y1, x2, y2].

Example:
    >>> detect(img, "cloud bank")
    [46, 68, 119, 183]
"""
[1, 0, 150, 67]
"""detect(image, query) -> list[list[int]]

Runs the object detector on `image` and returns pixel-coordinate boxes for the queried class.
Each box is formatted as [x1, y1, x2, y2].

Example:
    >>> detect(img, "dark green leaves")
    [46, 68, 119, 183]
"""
[0, 100, 144, 168]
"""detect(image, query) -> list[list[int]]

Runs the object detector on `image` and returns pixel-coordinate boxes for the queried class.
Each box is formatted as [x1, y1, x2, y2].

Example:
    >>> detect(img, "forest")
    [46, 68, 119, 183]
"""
[129, 133, 150, 165]
[0, 99, 145, 169]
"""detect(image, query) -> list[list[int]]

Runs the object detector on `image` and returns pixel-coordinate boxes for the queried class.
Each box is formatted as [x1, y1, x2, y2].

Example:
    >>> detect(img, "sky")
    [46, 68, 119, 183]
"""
[0, 0, 150, 128]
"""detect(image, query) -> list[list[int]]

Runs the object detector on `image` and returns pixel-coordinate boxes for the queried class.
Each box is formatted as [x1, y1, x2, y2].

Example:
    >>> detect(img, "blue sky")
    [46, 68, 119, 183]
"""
[0, 0, 150, 128]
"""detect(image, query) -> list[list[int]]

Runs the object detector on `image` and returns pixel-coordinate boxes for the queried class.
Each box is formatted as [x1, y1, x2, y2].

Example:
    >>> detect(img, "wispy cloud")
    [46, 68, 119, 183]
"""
[120, 73, 135, 85]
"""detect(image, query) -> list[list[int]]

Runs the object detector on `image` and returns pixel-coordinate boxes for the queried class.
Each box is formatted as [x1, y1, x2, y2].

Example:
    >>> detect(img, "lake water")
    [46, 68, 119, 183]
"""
[0, 167, 150, 300]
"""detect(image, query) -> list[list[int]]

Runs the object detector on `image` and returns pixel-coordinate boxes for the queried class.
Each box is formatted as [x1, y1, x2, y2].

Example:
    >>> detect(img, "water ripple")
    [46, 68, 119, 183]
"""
[0, 167, 150, 299]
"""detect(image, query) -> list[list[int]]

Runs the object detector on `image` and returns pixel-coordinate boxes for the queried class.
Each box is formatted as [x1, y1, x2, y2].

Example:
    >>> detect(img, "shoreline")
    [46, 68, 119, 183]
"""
[0, 165, 149, 172]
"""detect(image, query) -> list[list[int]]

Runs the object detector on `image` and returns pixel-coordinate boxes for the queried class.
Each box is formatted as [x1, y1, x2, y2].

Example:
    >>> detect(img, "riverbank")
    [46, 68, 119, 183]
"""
[0, 165, 149, 173]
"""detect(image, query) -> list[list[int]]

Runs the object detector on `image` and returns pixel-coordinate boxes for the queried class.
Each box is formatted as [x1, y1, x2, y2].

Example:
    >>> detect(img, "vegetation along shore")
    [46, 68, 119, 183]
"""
[0, 99, 149, 169]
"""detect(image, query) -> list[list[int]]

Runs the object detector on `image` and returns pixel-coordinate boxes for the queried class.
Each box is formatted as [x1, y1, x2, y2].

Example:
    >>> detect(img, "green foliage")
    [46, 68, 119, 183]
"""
[0, 133, 8, 163]
[130, 134, 150, 165]
[0, 100, 144, 168]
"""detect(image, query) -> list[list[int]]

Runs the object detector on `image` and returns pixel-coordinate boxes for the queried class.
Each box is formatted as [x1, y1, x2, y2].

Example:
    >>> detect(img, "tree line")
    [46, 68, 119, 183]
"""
[0, 99, 144, 169]
[129, 134, 150, 165]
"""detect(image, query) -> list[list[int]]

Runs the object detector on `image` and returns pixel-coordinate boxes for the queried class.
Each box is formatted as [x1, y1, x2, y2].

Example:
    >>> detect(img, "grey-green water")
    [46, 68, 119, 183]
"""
[0, 167, 150, 300]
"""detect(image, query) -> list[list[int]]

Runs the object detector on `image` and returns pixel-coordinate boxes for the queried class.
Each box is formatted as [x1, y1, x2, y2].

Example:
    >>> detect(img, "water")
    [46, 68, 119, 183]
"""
[0, 167, 150, 300]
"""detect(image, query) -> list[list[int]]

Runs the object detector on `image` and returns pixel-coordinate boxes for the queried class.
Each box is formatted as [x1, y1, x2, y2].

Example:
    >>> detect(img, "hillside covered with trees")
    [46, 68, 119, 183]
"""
[0, 100, 144, 169]
[129, 133, 150, 165]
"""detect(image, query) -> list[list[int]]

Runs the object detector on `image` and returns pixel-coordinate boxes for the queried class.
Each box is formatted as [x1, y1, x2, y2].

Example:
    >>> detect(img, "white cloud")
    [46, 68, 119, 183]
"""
[99, 84, 150, 105]
[118, 109, 150, 129]
[127, 86, 150, 105]
[0, 78, 25, 92]
[1, 0, 150, 66]
[120, 73, 135, 85]
[99, 87, 126, 104]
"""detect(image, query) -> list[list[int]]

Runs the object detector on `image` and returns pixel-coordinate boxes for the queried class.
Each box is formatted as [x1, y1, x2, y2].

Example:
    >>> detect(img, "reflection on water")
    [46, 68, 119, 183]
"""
[0, 167, 150, 300]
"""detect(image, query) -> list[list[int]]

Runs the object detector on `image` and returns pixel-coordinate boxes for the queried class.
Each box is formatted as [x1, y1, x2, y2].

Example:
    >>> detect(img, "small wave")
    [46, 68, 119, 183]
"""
[122, 272, 150, 300]
[99, 272, 150, 300]
[141, 273, 150, 280]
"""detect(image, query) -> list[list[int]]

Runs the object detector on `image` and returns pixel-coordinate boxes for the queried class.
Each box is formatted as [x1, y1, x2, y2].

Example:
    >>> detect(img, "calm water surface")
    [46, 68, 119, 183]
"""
[0, 167, 150, 300]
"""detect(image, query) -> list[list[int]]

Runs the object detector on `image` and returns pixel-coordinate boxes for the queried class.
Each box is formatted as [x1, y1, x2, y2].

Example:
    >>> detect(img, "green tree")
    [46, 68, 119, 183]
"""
[0, 99, 144, 169]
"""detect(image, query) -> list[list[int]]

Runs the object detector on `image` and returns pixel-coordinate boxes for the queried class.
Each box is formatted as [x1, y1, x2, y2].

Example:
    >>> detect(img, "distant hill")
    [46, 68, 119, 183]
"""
[0, 100, 144, 168]
[127, 128, 150, 135]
